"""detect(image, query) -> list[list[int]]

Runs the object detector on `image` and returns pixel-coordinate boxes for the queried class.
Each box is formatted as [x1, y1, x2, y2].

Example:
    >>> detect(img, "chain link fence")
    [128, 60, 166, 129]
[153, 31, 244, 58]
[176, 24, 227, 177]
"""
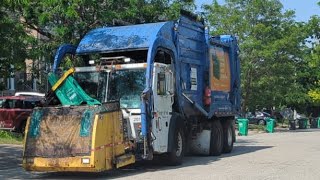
[1, 71, 49, 96]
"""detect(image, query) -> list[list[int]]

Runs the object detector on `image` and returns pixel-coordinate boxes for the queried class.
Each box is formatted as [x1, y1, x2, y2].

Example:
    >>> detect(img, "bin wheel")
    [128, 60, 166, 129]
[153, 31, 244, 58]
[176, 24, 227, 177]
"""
[210, 120, 223, 156]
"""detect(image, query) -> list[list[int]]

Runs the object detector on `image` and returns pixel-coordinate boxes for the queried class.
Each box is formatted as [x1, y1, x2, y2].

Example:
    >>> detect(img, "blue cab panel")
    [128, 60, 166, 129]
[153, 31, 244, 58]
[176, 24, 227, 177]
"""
[76, 22, 168, 54]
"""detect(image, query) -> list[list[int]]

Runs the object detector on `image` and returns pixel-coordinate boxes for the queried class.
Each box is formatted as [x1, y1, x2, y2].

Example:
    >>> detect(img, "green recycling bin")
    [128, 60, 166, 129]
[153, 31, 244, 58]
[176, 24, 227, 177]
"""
[266, 118, 275, 133]
[237, 118, 248, 136]
[311, 118, 318, 128]
[318, 117, 320, 128]
[298, 119, 308, 129]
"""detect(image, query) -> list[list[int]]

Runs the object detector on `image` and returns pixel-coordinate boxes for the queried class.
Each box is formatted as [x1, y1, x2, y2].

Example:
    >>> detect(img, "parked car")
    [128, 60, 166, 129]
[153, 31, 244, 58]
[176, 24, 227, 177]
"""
[246, 111, 274, 125]
[0, 96, 43, 133]
[263, 110, 284, 122]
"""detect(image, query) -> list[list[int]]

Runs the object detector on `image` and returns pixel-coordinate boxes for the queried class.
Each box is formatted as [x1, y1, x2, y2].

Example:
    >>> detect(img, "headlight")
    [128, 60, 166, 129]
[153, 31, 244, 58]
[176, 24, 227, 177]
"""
[81, 158, 90, 164]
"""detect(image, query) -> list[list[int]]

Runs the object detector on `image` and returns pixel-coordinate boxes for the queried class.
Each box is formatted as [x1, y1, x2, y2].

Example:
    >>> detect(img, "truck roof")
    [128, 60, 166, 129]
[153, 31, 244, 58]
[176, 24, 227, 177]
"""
[76, 21, 174, 55]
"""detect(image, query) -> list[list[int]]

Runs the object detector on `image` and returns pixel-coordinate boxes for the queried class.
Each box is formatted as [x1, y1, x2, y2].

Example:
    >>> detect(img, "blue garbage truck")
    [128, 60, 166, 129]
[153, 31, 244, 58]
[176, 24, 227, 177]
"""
[23, 11, 241, 172]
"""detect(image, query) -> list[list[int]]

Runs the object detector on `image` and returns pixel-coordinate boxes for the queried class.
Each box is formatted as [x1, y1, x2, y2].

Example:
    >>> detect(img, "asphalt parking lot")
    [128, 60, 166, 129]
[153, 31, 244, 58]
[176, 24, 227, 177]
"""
[1, 128, 320, 180]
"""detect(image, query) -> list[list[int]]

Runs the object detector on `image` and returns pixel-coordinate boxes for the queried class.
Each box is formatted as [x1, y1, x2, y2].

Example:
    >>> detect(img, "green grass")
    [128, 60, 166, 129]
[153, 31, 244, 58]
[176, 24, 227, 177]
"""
[236, 124, 266, 132]
[278, 119, 290, 127]
[248, 124, 266, 131]
[0, 130, 23, 145]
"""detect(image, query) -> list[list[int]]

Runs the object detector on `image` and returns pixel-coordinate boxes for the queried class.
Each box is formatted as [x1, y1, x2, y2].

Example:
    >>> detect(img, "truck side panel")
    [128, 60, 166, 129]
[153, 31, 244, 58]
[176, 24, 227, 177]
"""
[175, 15, 240, 119]
[209, 47, 231, 92]
[209, 45, 233, 116]
[208, 36, 240, 117]
[175, 15, 207, 118]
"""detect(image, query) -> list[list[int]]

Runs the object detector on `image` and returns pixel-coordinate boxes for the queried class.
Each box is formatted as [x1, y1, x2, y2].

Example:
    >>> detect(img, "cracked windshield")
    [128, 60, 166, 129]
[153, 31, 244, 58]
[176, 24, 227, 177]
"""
[108, 69, 145, 109]
[74, 71, 107, 102]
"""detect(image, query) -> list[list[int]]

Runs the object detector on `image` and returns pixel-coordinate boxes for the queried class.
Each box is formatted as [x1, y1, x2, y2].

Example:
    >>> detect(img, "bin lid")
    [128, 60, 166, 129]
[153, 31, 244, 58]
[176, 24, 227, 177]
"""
[266, 118, 275, 121]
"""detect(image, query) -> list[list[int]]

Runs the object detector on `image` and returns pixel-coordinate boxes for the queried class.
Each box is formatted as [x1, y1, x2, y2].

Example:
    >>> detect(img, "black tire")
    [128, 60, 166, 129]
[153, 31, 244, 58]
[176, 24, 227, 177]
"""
[210, 120, 223, 156]
[167, 124, 185, 166]
[258, 120, 265, 125]
[222, 120, 234, 153]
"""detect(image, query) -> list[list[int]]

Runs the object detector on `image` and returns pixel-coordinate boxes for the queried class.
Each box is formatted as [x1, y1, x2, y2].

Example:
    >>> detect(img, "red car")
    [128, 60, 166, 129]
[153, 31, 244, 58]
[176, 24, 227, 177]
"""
[0, 96, 43, 133]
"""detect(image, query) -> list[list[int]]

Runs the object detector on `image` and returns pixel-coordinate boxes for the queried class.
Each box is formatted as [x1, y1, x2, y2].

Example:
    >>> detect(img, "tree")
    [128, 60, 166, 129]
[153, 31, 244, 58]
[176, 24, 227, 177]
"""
[2, 0, 195, 72]
[1, 0, 195, 90]
[203, 0, 310, 111]
[0, 2, 33, 80]
[6, 0, 195, 47]
[305, 14, 320, 104]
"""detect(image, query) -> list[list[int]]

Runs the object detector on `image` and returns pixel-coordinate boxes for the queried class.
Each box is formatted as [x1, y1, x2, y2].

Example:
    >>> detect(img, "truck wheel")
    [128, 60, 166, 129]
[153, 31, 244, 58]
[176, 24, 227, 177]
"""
[210, 120, 223, 156]
[222, 120, 234, 153]
[167, 125, 185, 165]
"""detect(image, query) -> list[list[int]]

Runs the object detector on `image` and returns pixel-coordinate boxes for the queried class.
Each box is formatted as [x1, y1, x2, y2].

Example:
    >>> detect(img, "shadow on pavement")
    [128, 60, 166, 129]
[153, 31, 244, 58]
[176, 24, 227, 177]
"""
[0, 145, 22, 170]
[32, 144, 273, 179]
[275, 128, 320, 133]
[235, 138, 259, 144]
[0, 144, 35, 179]
[0, 140, 273, 179]
[2, 129, 319, 179]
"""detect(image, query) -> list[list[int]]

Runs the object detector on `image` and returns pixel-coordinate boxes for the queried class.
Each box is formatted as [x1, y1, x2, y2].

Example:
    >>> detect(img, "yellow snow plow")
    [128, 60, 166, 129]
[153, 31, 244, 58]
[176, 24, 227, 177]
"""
[22, 104, 135, 172]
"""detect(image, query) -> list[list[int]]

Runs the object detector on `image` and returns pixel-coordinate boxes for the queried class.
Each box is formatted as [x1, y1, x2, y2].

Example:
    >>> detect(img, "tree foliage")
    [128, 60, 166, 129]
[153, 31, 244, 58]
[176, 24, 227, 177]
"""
[2, 0, 195, 71]
[0, 1, 34, 78]
[305, 14, 320, 104]
[6, 0, 194, 44]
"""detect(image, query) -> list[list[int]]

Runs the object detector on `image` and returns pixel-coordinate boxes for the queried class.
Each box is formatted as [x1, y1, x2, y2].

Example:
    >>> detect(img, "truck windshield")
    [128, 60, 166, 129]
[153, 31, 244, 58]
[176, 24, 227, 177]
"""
[107, 69, 145, 109]
[74, 72, 108, 102]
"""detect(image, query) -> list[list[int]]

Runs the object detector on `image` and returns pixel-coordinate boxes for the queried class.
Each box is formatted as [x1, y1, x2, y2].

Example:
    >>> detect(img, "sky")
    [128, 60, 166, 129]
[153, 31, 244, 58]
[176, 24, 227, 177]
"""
[195, 0, 320, 22]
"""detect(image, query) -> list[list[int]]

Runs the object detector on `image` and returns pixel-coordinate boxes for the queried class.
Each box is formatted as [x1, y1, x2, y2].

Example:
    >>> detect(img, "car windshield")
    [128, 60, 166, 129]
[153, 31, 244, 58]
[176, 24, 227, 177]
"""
[107, 69, 146, 109]
[0, 98, 40, 109]
[0, 99, 4, 108]
[0, 99, 17, 108]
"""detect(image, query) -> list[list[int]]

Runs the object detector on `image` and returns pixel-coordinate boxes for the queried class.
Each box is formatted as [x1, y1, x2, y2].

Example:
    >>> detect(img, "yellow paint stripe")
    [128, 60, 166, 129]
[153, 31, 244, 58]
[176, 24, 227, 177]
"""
[51, 67, 75, 91]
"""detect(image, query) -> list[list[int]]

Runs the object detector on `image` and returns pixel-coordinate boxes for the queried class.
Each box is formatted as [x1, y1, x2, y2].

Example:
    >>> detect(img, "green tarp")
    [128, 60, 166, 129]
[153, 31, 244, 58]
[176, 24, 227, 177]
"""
[48, 73, 101, 106]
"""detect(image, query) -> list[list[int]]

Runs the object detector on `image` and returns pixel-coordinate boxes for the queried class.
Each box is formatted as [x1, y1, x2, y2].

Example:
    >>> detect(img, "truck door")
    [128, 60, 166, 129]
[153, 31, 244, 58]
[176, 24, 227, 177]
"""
[152, 63, 174, 153]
